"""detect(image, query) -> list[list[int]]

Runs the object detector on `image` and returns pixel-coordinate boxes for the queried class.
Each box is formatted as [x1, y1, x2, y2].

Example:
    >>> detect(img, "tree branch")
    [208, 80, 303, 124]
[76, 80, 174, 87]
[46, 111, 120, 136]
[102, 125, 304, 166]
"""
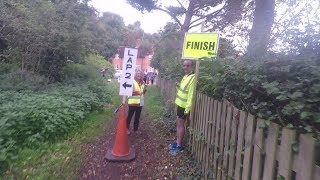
[155, 7, 183, 27]
[190, 7, 225, 27]
[175, 0, 186, 11]
[189, 21, 202, 29]
[193, 1, 222, 14]
[193, 2, 207, 13]
[269, 2, 306, 46]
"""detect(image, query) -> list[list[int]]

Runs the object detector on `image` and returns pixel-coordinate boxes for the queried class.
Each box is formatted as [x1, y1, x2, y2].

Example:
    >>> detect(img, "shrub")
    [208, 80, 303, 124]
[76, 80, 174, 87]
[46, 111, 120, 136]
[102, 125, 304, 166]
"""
[62, 54, 114, 82]
[0, 81, 113, 171]
[198, 58, 320, 134]
[0, 54, 115, 173]
[0, 63, 114, 173]
[62, 63, 99, 81]
[0, 70, 49, 91]
[0, 63, 19, 75]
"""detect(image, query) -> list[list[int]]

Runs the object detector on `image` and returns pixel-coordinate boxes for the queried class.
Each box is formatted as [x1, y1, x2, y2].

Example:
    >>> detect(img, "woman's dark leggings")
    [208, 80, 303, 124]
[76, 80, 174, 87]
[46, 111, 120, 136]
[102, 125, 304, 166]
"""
[126, 106, 142, 131]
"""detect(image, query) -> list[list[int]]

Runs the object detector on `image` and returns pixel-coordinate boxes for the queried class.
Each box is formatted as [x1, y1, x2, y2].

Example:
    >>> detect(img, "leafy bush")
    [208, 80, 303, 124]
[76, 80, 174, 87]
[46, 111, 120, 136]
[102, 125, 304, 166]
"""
[85, 54, 114, 75]
[198, 58, 320, 134]
[0, 63, 19, 75]
[62, 54, 114, 81]
[62, 63, 99, 81]
[0, 70, 49, 91]
[0, 81, 113, 171]
[0, 54, 115, 173]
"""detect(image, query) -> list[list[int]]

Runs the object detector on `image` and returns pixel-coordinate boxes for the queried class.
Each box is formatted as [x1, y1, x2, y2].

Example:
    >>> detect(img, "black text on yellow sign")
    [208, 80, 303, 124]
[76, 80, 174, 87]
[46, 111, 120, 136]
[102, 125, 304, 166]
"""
[182, 33, 219, 59]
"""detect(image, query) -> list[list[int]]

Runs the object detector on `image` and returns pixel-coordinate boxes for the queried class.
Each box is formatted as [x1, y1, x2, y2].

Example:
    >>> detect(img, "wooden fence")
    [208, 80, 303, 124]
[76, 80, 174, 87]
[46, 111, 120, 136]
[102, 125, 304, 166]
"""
[157, 78, 177, 115]
[157, 78, 320, 180]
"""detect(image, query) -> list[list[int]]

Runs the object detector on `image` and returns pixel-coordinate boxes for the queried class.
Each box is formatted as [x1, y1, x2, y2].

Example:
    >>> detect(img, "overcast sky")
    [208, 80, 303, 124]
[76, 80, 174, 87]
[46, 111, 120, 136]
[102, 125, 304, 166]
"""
[90, 0, 174, 34]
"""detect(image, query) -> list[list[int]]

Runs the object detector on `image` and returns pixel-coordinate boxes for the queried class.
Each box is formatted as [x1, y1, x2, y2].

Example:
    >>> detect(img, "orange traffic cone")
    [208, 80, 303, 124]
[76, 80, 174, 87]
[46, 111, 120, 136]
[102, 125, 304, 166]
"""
[105, 105, 135, 162]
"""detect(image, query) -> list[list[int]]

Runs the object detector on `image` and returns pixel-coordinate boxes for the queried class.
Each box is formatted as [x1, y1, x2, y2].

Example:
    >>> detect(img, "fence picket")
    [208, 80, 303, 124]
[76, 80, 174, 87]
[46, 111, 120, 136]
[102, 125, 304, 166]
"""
[294, 134, 316, 180]
[206, 98, 213, 179]
[192, 93, 201, 155]
[201, 95, 208, 168]
[201, 95, 209, 175]
[314, 165, 320, 179]
[234, 111, 247, 180]
[204, 96, 212, 179]
[195, 93, 203, 161]
[228, 108, 239, 179]
[217, 102, 228, 179]
[251, 119, 265, 180]
[199, 94, 206, 163]
[277, 128, 296, 180]
[222, 106, 233, 180]
[210, 100, 218, 179]
[242, 114, 256, 180]
[262, 122, 279, 180]
[213, 101, 222, 179]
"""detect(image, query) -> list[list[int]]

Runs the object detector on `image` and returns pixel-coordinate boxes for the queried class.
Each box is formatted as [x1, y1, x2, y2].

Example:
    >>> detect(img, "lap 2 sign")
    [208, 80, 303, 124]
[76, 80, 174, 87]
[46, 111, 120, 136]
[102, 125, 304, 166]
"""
[119, 48, 137, 96]
[182, 33, 219, 60]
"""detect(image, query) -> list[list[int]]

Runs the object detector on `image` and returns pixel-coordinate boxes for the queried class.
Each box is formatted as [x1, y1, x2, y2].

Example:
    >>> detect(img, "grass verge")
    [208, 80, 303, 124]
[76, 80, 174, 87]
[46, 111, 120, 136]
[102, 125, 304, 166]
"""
[143, 86, 168, 122]
[143, 85, 202, 179]
[2, 82, 120, 180]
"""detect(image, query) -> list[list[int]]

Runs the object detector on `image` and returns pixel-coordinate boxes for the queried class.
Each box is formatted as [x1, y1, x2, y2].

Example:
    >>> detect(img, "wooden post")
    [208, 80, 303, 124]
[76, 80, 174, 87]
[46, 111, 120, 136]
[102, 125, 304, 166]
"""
[189, 60, 200, 121]
[188, 21, 204, 148]
[122, 96, 126, 105]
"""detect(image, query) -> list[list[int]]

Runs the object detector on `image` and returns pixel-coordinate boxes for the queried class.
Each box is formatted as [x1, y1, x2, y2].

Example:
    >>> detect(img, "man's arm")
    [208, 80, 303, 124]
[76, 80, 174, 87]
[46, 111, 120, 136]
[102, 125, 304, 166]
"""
[184, 77, 195, 114]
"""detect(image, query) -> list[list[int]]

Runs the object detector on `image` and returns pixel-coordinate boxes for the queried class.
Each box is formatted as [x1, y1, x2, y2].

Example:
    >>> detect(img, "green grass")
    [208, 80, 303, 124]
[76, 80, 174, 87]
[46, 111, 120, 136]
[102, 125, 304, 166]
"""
[2, 84, 120, 180]
[144, 86, 168, 122]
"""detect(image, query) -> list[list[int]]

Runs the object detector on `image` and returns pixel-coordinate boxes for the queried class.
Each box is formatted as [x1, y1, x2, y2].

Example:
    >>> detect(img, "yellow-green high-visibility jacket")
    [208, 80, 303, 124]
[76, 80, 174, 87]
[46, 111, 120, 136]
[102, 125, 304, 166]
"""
[175, 73, 195, 114]
[128, 80, 144, 105]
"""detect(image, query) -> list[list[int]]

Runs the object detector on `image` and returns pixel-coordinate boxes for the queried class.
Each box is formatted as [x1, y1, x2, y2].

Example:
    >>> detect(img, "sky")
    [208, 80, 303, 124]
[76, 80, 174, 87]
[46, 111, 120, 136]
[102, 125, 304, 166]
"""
[89, 0, 319, 52]
[90, 0, 173, 34]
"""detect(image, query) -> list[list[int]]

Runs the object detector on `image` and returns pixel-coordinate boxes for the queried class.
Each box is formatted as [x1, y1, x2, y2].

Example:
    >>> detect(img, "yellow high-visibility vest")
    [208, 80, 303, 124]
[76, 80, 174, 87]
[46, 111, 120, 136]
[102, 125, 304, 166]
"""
[175, 73, 195, 113]
[128, 80, 144, 105]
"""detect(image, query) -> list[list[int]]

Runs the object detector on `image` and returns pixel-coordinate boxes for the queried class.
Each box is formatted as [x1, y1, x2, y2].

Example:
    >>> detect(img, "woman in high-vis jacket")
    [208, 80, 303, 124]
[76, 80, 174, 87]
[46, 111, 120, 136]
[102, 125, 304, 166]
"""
[126, 70, 146, 134]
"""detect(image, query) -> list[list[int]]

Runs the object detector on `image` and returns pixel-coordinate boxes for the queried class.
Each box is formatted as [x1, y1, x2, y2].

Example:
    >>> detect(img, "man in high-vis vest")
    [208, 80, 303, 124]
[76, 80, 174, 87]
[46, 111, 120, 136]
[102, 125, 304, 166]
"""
[169, 59, 195, 155]
[126, 70, 146, 135]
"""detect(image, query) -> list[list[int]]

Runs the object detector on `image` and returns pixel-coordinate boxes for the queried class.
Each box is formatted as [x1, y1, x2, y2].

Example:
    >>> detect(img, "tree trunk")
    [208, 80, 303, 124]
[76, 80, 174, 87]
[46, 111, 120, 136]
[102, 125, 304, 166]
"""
[180, 0, 196, 34]
[247, 0, 275, 60]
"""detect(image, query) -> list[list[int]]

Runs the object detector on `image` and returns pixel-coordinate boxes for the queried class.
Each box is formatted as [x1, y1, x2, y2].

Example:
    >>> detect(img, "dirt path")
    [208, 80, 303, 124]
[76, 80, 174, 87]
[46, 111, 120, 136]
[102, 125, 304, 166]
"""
[78, 112, 199, 180]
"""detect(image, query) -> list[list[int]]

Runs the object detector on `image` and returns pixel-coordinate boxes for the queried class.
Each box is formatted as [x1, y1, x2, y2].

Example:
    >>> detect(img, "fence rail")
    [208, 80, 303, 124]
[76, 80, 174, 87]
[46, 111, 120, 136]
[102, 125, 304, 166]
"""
[157, 78, 320, 180]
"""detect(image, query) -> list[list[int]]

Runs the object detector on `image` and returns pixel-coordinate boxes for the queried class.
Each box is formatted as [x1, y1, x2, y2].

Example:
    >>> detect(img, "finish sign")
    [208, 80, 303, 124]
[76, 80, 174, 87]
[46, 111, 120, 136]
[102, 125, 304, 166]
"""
[182, 33, 219, 59]
[119, 48, 137, 96]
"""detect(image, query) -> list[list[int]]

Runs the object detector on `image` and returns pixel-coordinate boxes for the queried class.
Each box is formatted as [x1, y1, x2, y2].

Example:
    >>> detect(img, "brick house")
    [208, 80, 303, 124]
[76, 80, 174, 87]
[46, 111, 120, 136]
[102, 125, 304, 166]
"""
[112, 46, 156, 73]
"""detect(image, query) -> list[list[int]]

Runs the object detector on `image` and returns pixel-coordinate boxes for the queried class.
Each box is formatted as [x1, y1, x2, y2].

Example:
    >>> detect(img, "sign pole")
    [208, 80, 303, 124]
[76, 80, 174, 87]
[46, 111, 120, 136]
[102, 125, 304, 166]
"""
[188, 22, 205, 146]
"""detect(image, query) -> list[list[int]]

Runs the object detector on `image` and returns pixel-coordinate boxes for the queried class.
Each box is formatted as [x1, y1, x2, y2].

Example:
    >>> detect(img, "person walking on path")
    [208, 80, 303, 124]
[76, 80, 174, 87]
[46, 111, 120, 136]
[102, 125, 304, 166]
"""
[143, 71, 147, 84]
[169, 59, 195, 155]
[126, 70, 147, 135]
[150, 73, 156, 85]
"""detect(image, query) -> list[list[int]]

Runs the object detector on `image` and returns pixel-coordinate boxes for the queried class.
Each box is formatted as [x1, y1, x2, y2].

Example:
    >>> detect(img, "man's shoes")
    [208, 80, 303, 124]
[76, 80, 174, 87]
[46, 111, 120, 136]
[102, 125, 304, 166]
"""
[169, 146, 184, 155]
[169, 142, 177, 150]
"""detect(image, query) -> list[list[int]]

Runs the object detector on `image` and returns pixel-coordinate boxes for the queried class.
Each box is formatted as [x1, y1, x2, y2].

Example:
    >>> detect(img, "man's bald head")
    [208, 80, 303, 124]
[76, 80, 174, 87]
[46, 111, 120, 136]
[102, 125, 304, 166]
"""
[182, 59, 193, 75]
